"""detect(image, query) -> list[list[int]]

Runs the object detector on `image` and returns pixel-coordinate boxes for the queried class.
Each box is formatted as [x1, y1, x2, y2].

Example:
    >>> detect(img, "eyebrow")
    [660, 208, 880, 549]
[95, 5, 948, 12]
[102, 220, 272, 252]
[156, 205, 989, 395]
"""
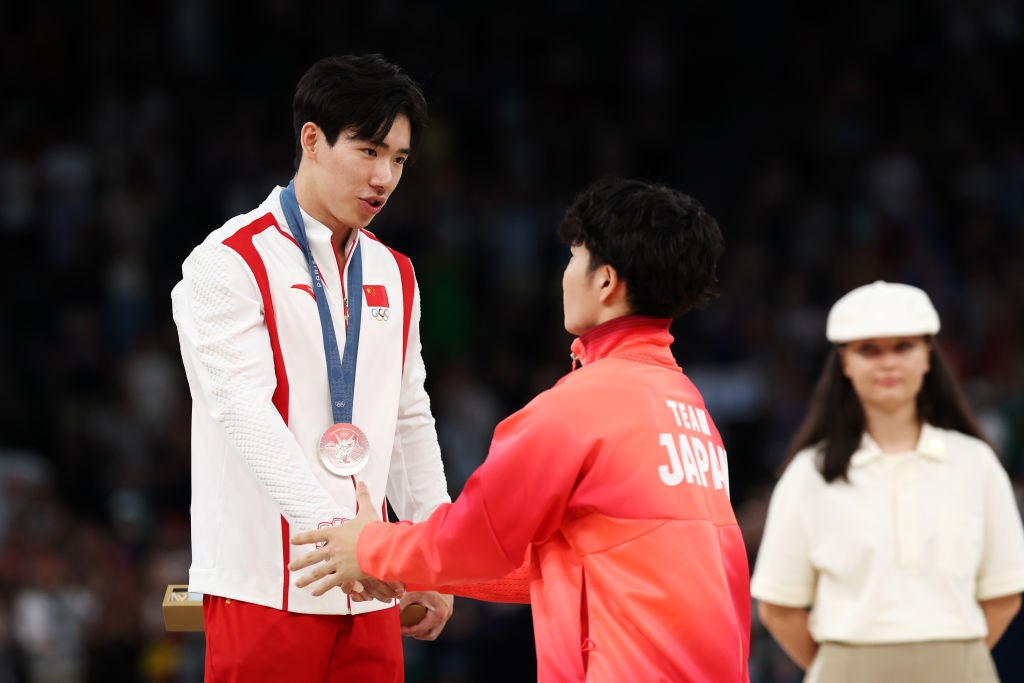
[375, 140, 411, 156]
[345, 130, 411, 155]
[360, 136, 411, 156]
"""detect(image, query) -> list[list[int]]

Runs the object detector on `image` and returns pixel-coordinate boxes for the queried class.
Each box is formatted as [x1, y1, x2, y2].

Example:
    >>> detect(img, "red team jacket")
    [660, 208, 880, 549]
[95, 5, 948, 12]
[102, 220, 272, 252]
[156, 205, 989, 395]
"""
[359, 316, 751, 682]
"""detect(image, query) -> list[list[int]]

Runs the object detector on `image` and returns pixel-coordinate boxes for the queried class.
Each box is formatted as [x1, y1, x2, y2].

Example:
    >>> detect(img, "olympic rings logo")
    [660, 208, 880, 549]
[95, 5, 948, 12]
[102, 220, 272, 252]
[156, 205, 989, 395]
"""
[371, 307, 390, 322]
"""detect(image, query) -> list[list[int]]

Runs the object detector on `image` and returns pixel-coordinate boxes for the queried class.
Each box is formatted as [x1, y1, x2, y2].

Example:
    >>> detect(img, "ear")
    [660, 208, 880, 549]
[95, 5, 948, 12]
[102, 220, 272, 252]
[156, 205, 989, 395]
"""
[300, 122, 321, 160]
[596, 264, 623, 306]
[837, 347, 852, 378]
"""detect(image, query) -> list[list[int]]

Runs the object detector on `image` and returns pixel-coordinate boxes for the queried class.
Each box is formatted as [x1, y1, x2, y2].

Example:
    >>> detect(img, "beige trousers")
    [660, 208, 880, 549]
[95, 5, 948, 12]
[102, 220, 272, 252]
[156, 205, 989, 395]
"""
[805, 639, 999, 683]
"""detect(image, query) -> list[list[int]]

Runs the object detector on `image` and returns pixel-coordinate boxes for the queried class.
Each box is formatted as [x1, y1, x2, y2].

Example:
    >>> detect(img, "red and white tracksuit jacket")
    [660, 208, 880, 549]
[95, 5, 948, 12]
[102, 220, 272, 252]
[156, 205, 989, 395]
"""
[359, 316, 751, 682]
[171, 185, 449, 615]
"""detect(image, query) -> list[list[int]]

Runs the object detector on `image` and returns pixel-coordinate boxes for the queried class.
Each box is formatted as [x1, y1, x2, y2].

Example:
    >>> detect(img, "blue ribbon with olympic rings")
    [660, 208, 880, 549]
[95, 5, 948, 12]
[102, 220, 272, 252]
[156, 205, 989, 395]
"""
[279, 180, 362, 425]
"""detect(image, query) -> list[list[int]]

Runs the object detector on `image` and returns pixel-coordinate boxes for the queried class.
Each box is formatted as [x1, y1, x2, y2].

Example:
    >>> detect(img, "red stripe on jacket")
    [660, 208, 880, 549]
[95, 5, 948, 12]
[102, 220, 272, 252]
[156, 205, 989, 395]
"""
[222, 212, 293, 611]
[362, 229, 415, 370]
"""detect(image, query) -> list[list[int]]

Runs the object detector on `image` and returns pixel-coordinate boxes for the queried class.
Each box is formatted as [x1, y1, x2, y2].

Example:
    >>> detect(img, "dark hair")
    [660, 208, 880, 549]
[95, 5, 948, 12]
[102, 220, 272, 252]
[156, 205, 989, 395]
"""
[292, 54, 428, 170]
[556, 176, 724, 318]
[782, 340, 993, 482]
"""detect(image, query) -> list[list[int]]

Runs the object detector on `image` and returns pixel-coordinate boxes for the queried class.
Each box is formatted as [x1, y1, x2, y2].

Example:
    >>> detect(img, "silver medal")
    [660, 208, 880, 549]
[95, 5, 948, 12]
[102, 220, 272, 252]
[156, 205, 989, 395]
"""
[318, 423, 370, 476]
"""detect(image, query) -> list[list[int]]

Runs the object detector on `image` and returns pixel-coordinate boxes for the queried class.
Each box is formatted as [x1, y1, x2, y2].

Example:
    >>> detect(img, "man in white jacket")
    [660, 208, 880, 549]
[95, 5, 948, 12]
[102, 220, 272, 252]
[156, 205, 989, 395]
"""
[171, 54, 452, 683]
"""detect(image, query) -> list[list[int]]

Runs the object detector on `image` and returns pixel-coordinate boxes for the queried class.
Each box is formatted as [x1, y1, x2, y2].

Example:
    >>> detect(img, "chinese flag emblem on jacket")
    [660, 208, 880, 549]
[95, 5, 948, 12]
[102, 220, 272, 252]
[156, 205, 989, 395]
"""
[363, 285, 390, 308]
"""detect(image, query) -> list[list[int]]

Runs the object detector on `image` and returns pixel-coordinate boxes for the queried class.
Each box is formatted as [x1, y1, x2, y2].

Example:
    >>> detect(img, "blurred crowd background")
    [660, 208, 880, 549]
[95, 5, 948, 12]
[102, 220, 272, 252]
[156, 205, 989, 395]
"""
[2, 1, 1023, 681]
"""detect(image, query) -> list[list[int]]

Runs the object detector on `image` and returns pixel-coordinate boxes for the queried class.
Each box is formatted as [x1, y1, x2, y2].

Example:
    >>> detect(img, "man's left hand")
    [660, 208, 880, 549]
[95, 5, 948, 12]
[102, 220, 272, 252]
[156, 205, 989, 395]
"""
[400, 591, 454, 641]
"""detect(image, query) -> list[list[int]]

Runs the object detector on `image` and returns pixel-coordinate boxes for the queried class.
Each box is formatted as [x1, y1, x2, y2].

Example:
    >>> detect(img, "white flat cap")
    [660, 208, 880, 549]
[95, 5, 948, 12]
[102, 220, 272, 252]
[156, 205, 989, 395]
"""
[826, 280, 940, 343]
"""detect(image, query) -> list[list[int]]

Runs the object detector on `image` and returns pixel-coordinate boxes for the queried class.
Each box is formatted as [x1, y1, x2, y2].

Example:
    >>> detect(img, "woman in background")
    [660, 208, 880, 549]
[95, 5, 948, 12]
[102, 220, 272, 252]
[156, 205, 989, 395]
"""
[751, 280, 1024, 682]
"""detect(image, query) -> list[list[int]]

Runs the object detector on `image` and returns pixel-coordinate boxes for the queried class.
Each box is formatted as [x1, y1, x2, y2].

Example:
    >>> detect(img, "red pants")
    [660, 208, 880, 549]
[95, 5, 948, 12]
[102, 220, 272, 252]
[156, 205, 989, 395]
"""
[203, 595, 403, 682]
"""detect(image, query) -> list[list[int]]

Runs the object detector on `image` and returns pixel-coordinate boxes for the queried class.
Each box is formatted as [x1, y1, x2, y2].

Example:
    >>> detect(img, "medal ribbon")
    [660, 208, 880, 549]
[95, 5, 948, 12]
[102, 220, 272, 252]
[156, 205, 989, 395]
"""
[279, 181, 362, 424]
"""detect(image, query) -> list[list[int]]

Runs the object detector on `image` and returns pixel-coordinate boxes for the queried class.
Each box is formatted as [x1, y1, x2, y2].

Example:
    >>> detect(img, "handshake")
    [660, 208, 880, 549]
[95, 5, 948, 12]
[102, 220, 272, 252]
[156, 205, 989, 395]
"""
[290, 482, 451, 636]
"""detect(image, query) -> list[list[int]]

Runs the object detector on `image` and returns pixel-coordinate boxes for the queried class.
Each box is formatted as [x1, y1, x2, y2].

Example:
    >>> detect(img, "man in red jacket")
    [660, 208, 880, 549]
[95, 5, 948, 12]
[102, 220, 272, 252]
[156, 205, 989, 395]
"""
[290, 176, 752, 682]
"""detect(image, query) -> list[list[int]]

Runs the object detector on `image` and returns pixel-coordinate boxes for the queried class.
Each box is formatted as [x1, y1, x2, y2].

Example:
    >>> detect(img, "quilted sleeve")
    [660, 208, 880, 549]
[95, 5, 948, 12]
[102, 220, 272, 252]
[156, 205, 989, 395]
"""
[172, 241, 354, 531]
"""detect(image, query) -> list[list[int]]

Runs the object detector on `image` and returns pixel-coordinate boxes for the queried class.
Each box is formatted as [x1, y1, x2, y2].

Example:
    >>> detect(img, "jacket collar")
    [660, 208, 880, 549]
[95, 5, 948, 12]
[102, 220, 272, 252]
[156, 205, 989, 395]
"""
[569, 316, 678, 370]
[272, 185, 361, 254]
[849, 423, 947, 467]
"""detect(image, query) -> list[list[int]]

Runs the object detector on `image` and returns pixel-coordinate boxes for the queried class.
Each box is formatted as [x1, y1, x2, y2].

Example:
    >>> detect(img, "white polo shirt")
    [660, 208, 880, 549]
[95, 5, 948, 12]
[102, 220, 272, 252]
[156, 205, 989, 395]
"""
[751, 423, 1024, 644]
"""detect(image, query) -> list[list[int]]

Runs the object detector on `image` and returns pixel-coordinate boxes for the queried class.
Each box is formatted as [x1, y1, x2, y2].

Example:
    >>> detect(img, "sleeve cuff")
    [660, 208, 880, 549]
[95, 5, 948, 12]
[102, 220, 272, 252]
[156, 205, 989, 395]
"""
[750, 578, 814, 608]
[976, 571, 1024, 601]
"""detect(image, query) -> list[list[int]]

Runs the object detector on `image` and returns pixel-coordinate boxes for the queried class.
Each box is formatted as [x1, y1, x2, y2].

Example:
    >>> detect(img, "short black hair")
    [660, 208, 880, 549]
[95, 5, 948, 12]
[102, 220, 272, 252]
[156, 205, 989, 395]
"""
[292, 54, 428, 170]
[557, 176, 724, 318]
